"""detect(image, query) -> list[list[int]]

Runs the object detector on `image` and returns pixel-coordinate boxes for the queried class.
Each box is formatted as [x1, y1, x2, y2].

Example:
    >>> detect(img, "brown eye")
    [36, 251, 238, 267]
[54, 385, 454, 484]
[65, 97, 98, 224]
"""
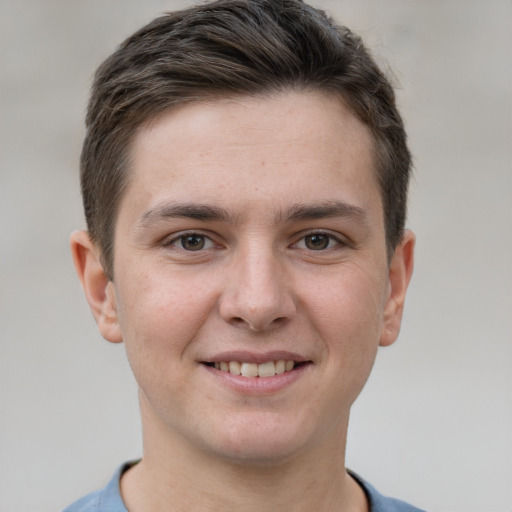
[304, 234, 330, 250]
[180, 234, 206, 251]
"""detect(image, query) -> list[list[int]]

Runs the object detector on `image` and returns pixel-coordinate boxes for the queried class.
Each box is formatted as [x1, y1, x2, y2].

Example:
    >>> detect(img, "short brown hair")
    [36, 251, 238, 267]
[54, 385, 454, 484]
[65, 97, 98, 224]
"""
[81, 0, 411, 279]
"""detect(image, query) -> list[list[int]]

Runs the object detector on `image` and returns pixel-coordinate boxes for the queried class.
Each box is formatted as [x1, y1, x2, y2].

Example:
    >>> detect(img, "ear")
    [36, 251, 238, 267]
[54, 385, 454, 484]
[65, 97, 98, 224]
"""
[70, 230, 123, 344]
[379, 229, 415, 347]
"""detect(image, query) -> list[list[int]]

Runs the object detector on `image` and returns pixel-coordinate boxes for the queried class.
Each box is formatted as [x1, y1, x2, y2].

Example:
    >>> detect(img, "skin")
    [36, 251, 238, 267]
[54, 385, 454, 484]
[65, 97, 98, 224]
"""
[71, 91, 414, 511]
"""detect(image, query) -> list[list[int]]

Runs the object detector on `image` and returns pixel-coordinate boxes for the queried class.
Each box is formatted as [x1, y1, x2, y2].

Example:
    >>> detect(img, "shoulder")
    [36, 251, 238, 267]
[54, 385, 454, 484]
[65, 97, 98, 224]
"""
[350, 471, 427, 512]
[62, 463, 132, 512]
[62, 490, 103, 512]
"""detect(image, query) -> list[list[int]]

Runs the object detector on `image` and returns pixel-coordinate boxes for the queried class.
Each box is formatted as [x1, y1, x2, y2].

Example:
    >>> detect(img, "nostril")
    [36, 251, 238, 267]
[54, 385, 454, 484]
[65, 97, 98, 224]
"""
[228, 316, 261, 331]
[228, 315, 290, 332]
[219, 273, 296, 331]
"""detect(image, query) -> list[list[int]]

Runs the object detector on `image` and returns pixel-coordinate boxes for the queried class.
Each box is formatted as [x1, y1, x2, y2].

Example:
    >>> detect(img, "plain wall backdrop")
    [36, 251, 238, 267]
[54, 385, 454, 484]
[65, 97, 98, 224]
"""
[0, 1, 511, 511]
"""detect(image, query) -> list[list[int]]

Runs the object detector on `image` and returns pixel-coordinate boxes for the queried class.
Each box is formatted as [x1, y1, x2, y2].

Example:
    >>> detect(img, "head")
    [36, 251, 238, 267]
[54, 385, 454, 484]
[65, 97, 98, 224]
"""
[73, 0, 415, 466]
[81, 0, 411, 280]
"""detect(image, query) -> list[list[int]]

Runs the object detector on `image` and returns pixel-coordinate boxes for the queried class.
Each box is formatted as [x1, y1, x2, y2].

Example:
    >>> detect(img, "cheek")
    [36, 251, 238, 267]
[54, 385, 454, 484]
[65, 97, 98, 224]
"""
[114, 274, 211, 409]
[304, 264, 388, 376]
[114, 267, 217, 364]
[310, 265, 387, 335]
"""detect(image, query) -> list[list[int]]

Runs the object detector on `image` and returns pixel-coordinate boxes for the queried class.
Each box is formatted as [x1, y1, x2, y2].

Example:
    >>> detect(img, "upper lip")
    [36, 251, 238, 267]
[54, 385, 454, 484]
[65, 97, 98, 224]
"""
[201, 351, 310, 365]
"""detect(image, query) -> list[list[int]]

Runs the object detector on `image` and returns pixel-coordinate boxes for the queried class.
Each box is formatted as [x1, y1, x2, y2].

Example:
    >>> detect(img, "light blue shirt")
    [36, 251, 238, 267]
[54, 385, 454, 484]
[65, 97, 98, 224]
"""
[63, 462, 426, 512]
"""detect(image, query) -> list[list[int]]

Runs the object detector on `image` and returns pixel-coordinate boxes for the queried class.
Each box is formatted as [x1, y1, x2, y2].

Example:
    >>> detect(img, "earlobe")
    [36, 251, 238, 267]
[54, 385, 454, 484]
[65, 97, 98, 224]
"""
[379, 230, 415, 347]
[70, 230, 123, 344]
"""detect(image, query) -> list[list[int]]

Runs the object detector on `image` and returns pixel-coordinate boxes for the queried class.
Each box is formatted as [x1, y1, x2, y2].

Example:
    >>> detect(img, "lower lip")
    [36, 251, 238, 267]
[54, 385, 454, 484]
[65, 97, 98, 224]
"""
[201, 363, 311, 394]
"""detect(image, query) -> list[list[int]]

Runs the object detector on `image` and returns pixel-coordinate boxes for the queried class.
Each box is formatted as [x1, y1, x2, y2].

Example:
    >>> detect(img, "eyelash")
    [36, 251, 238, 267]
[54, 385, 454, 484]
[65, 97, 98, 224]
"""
[293, 231, 345, 251]
[163, 232, 216, 251]
[162, 230, 345, 252]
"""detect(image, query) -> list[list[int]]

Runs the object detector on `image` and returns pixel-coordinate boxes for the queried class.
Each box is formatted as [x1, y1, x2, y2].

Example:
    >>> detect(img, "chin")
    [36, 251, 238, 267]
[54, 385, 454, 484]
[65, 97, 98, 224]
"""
[213, 440, 304, 466]
[200, 414, 319, 465]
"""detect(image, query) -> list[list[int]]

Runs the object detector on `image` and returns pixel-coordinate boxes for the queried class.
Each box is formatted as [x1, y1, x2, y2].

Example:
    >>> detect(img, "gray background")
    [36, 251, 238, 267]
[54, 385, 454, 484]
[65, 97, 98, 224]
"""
[1, 1, 511, 511]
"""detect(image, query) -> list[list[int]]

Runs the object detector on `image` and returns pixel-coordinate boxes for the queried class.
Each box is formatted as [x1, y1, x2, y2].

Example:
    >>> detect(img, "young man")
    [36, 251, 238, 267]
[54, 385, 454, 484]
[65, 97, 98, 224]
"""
[66, 0, 421, 510]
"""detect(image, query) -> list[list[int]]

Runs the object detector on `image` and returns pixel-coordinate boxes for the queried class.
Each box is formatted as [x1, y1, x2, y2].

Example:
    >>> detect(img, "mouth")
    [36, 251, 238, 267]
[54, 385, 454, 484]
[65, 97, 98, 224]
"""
[202, 360, 310, 378]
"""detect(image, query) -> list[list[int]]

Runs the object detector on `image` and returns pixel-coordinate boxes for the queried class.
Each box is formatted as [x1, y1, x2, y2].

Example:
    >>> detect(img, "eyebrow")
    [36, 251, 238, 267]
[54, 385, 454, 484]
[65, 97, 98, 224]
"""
[138, 199, 367, 228]
[138, 202, 238, 228]
[280, 201, 367, 223]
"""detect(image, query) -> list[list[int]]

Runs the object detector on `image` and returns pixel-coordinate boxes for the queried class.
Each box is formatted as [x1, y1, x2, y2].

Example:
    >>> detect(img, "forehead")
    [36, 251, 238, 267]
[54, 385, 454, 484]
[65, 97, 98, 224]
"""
[122, 91, 381, 223]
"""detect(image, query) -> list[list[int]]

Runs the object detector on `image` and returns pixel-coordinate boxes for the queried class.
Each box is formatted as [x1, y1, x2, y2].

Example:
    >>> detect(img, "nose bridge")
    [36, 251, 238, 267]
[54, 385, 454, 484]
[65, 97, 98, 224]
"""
[220, 238, 295, 330]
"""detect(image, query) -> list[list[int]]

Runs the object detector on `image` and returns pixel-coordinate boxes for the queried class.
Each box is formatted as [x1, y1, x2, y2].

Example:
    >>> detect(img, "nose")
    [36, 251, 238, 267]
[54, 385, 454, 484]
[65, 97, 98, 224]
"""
[219, 245, 296, 332]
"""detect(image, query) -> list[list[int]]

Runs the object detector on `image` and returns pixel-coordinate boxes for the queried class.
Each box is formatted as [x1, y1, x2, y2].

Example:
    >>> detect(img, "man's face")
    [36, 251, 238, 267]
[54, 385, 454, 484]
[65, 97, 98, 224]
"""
[99, 91, 410, 462]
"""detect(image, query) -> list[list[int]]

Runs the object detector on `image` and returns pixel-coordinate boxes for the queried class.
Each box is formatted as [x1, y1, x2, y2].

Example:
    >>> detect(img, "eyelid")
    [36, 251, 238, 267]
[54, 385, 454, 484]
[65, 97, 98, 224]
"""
[159, 228, 348, 251]
[292, 230, 347, 250]
[162, 230, 217, 249]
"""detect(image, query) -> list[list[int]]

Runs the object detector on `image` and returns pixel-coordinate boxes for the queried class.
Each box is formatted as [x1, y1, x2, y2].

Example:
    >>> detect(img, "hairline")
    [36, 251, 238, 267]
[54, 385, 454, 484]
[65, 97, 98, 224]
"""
[101, 86, 394, 280]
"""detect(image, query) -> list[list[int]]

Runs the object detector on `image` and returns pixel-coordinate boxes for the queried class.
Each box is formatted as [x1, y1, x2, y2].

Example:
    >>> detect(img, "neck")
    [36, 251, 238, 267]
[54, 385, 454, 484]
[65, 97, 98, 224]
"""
[121, 397, 368, 512]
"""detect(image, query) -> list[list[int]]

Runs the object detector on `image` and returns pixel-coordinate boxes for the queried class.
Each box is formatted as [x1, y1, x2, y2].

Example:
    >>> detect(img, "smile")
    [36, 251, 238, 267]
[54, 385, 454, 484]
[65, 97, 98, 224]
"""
[205, 360, 303, 378]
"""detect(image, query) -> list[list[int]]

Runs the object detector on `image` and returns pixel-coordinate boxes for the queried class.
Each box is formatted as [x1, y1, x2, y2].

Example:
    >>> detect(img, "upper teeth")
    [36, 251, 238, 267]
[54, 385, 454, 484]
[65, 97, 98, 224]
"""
[214, 360, 295, 377]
